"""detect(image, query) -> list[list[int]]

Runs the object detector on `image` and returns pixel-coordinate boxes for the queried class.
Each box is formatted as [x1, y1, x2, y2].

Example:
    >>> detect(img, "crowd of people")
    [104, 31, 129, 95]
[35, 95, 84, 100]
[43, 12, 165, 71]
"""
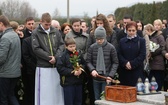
[0, 12, 168, 105]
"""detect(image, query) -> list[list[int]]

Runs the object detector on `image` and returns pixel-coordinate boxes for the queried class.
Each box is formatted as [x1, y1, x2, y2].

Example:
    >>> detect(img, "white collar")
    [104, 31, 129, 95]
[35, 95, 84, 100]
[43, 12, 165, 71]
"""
[40, 24, 50, 34]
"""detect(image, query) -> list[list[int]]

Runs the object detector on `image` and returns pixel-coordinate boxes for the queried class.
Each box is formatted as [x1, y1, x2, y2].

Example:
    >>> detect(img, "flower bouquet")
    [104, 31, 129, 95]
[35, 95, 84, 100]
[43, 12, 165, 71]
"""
[149, 41, 160, 52]
[70, 50, 84, 73]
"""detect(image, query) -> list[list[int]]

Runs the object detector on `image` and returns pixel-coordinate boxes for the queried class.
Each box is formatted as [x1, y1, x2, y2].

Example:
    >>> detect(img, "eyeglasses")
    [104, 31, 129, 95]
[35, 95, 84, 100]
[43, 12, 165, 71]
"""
[127, 29, 136, 32]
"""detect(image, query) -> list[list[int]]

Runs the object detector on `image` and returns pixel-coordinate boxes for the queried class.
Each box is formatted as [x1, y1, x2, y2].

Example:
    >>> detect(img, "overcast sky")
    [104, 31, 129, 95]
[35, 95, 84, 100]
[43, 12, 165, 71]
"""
[26, 0, 165, 17]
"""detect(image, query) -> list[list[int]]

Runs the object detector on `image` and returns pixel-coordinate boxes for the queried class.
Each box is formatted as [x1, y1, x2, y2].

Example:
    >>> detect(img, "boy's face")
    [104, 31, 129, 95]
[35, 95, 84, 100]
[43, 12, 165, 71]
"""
[96, 38, 105, 45]
[41, 21, 51, 30]
[66, 44, 76, 52]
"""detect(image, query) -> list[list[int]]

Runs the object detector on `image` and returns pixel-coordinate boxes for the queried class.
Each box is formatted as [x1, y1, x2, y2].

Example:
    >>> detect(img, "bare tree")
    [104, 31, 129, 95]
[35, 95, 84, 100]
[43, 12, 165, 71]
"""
[0, 0, 38, 21]
[52, 8, 61, 18]
[20, 1, 38, 19]
[0, 0, 20, 19]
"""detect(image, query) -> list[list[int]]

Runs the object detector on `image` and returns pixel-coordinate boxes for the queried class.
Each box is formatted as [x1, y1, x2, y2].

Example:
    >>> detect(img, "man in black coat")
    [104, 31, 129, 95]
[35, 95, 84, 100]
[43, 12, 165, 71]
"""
[21, 17, 35, 105]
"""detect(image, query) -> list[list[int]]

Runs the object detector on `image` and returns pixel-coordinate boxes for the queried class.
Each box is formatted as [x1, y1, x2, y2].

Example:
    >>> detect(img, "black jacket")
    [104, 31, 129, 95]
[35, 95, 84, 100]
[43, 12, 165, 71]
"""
[56, 49, 85, 86]
[22, 37, 37, 74]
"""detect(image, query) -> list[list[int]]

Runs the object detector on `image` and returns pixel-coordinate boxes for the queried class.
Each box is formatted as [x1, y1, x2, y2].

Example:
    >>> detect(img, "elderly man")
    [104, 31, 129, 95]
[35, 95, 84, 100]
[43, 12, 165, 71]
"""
[51, 19, 61, 30]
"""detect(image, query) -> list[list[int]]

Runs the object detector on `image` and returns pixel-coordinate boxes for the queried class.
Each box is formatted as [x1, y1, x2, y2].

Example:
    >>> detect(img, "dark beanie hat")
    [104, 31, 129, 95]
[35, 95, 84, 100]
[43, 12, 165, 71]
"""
[94, 26, 106, 39]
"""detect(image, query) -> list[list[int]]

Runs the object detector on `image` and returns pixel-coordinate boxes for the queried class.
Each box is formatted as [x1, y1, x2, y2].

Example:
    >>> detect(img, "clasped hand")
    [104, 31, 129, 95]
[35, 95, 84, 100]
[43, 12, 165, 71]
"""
[49, 56, 56, 64]
[126, 61, 132, 70]
[74, 69, 82, 76]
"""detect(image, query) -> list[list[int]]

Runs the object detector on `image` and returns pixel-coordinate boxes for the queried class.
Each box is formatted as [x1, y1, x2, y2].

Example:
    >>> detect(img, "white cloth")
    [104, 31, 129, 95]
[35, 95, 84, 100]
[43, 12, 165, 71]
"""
[35, 67, 64, 105]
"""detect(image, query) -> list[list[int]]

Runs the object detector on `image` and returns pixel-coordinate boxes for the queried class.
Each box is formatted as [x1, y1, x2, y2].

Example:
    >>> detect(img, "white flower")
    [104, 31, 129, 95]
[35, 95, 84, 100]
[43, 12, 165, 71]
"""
[149, 41, 160, 52]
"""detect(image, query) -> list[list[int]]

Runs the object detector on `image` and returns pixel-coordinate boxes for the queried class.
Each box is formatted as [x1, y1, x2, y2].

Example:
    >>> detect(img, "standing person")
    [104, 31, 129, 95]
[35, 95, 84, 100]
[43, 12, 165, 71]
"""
[65, 18, 88, 59]
[86, 26, 118, 100]
[51, 19, 61, 30]
[118, 21, 146, 86]
[117, 15, 143, 43]
[136, 20, 144, 31]
[81, 20, 89, 34]
[21, 22, 39, 105]
[61, 23, 72, 40]
[10, 21, 24, 38]
[0, 15, 21, 105]
[163, 37, 168, 91]
[143, 24, 150, 77]
[22, 17, 35, 39]
[145, 23, 165, 91]
[57, 37, 85, 105]
[106, 14, 120, 34]
[21, 17, 35, 105]
[89, 13, 118, 50]
[31, 12, 64, 105]
[87, 16, 96, 34]
[65, 18, 90, 105]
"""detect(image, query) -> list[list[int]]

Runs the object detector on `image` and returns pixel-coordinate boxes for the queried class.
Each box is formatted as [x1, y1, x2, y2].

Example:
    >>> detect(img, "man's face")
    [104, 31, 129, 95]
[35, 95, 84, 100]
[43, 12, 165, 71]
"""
[25, 20, 35, 31]
[81, 22, 88, 33]
[123, 18, 131, 28]
[107, 17, 115, 28]
[41, 21, 51, 30]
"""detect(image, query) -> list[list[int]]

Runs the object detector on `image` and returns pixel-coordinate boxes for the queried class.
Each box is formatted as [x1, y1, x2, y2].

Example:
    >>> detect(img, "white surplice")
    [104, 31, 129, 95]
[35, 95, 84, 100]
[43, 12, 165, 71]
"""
[35, 67, 64, 105]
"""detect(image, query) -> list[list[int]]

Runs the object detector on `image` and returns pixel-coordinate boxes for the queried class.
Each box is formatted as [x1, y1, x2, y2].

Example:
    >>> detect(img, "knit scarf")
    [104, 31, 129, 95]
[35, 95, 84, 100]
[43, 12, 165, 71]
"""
[96, 40, 107, 75]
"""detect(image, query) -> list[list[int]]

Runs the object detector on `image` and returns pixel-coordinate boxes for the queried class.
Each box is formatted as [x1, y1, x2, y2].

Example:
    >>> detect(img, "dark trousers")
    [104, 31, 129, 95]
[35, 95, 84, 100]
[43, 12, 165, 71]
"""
[63, 85, 82, 105]
[0, 77, 19, 105]
[149, 70, 165, 91]
[82, 76, 95, 105]
[25, 73, 35, 105]
[21, 69, 35, 105]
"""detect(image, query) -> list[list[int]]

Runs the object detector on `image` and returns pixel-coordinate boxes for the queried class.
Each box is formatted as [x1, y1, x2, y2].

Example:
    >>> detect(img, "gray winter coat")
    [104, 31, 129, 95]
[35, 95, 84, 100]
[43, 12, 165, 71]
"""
[0, 28, 21, 78]
[86, 42, 119, 77]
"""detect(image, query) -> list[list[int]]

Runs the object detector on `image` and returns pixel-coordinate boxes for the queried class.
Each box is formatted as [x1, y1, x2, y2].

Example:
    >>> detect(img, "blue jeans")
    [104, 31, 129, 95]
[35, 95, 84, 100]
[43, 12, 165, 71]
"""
[93, 80, 106, 100]
[0, 77, 19, 105]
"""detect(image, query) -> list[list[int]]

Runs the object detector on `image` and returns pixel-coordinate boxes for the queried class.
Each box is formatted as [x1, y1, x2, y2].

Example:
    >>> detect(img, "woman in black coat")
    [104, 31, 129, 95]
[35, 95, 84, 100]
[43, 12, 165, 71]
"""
[118, 21, 146, 86]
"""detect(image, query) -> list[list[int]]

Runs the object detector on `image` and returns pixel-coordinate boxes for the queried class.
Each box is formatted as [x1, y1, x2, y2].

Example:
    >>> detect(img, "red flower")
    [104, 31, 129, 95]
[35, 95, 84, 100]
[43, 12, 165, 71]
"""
[69, 50, 84, 74]
[75, 51, 78, 55]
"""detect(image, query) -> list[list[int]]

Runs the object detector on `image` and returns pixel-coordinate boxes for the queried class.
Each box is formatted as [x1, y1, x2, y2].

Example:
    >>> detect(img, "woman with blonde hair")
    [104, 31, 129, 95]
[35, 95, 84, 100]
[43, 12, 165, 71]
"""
[153, 19, 163, 31]
[144, 23, 165, 91]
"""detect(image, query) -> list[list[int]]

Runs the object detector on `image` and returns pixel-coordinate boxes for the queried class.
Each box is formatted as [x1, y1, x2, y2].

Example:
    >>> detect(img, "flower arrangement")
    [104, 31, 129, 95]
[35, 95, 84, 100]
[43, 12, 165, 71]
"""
[149, 41, 160, 52]
[70, 50, 84, 73]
